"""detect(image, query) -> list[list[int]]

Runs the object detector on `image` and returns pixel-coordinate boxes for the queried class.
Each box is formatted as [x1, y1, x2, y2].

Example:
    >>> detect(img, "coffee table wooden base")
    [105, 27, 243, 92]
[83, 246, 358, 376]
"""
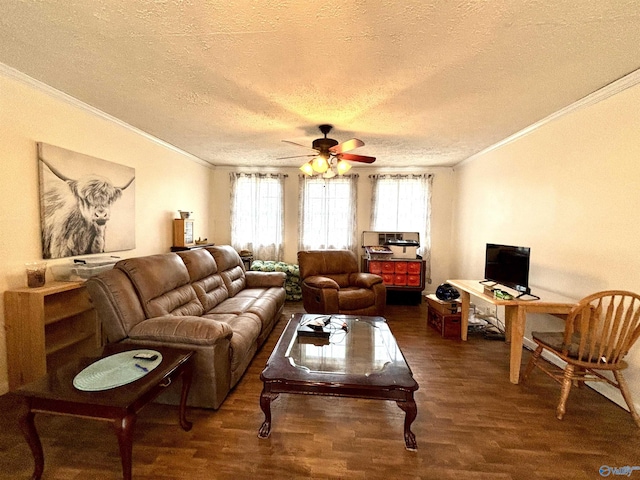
[258, 382, 418, 450]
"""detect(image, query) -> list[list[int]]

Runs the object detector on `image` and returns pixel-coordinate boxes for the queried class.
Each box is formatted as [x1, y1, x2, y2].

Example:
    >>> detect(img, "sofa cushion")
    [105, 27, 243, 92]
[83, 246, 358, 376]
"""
[178, 249, 229, 311]
[247, 294, 282, 328]
[116, 253, 204, 318]
[208, 246, 247, 296]
[338, 287, 376, 311]
[207, 295, 256, 315]
[192, 275, 229, 312]
[245, 270, 287, 289]
[217, 313, 262, 386]
[298, 249, 359, 278]
[350, 272, 384, 288]
[128, 315, 233, 345]
[177, 249, 217, 281]
[304, 275, 339, 290]
[85, 268, 146, 343]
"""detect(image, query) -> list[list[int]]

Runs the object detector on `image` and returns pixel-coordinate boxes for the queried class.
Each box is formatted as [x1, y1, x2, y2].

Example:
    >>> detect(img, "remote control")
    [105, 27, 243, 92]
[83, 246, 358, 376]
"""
[133, 352, 158, 361]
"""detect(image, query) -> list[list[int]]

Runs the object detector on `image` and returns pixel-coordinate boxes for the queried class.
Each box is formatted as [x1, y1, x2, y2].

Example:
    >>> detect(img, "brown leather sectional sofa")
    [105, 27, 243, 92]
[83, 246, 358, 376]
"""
[86, 245, 286, 409]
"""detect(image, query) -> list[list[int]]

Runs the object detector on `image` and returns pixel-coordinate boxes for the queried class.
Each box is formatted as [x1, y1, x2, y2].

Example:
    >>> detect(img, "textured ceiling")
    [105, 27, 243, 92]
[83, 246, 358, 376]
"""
[1, 1, 639, 168]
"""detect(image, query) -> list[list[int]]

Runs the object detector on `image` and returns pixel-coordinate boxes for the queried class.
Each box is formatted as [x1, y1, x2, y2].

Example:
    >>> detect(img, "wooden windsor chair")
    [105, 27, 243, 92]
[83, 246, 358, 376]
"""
[521, 290, 640, 427]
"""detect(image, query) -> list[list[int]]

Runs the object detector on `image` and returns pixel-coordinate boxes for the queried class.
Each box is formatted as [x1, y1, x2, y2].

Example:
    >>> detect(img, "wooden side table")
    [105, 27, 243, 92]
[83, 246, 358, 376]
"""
[15, 343, 195, 480]
[240, 255, 253, 270]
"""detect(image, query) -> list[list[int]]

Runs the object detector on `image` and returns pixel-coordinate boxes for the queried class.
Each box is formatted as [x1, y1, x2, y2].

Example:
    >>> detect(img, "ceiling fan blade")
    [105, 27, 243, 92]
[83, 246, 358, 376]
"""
[282, 140, 316, 150]
[337, 152, 376, 164]
[276, 154, 317, 160]
[329, 138, 364, 154]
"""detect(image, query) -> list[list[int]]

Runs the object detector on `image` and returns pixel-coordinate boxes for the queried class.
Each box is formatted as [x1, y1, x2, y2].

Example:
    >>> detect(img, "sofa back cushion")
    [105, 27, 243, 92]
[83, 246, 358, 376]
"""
[116, 253, 204, 318]
[177, 249, 230, 312]
[298, 250, 359, 288]
[86, 268, 146, 342]
[208, 246, 246, 297]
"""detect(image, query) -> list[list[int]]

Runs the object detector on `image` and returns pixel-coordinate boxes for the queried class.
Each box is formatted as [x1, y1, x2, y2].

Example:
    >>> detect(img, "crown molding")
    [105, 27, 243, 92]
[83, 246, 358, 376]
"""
[457, 67, 640, 167]
[0, 62, 214, 168]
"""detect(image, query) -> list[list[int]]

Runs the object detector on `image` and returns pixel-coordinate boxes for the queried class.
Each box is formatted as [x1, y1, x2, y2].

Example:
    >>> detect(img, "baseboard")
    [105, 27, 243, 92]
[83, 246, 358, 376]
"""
[521, 336, 640, 414]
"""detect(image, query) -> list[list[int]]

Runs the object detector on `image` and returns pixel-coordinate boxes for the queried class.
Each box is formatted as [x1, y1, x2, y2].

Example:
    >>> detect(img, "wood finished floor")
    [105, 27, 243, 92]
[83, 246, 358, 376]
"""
[1, 301, 639, 479]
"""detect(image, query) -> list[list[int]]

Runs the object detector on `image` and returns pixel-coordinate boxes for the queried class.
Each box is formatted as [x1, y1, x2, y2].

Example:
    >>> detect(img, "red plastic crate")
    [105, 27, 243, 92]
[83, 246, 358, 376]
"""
[394, 274, 407, 285]
[382, 274, 395, 285]
[381, 262, 395, 274]
[407, 275, 421, 286]
[407, 262, 422, 275]
[368, 261, 382, 274]
[394, 262, 407, 274]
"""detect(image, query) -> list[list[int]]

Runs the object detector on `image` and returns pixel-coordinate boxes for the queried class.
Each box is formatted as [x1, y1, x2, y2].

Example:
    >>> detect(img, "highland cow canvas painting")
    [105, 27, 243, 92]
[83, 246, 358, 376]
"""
[38, 143, 136, 259]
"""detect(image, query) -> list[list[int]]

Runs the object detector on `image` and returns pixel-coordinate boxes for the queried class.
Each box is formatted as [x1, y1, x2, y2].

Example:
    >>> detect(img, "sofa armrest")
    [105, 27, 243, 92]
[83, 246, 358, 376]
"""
[349, 272, 384, 289]
[245, 270, 286, 288]
[304, 275, 340, 290]
[128, 315, 233, 346]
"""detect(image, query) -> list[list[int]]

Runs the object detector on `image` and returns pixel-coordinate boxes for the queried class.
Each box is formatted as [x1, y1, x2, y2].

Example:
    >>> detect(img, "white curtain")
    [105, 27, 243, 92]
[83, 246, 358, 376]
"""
[230, 173, 286, 261]
[298, 174, 358, 255]
[370, 174, 433, 282]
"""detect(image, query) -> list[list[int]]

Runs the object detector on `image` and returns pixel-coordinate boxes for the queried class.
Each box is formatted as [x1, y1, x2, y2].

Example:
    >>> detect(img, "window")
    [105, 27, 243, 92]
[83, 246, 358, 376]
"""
[299, 174, 358, 253]
[370, 174, 433, 282]
[230, 173, 285, 261]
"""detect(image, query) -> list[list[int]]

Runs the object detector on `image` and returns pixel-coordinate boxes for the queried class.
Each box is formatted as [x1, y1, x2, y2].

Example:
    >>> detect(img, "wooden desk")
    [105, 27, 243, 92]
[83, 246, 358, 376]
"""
[447, 280, 577, 384]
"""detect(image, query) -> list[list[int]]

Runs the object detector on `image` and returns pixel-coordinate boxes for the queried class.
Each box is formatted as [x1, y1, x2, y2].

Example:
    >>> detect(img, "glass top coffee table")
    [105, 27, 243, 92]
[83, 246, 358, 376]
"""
[258, 313, 419, 450]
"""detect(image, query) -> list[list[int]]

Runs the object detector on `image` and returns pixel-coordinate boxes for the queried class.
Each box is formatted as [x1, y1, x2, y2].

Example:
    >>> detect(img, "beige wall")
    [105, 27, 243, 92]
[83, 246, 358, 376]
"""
[451, 81, 640, 410]
[0, 68, 213, 393]
[209, 166, 456, 288]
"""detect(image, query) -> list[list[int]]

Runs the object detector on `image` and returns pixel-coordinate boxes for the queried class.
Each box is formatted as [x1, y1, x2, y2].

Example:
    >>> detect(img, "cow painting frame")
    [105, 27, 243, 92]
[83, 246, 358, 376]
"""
[38, 143, 136, 259]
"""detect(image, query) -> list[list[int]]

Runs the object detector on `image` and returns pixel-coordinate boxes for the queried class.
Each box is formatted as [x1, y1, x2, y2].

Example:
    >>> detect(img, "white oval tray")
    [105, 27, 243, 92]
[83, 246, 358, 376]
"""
[73, 349, 163, 392]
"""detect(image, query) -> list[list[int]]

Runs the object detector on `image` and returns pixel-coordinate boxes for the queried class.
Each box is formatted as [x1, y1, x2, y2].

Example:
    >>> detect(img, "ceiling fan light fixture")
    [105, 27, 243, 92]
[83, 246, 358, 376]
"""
[311, 155, 329, 173]
[299, 162, 314, 176]
[336, 159, 351, 175]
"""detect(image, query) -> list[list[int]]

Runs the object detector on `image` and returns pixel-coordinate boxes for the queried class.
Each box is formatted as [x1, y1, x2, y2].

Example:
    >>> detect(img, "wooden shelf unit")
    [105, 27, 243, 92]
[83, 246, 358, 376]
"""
[4, 281, 101, 390]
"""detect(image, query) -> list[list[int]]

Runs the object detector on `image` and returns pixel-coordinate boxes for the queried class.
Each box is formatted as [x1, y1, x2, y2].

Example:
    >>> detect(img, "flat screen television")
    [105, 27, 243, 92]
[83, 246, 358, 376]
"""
[483, 243, 531, 296]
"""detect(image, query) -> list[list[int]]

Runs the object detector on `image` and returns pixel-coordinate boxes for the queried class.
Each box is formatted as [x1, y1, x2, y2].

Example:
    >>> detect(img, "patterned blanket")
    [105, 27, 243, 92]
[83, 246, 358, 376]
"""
[250, 260, 301, 301]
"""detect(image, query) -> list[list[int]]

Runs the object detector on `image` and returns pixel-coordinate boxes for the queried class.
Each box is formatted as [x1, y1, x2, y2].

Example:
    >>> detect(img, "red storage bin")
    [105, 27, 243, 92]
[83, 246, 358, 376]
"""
[394, 274, 407, 286]
[382, 262, 395, 274]
[394, 262, 407, 274]
[382, 274, 395, 285]
[368, 261, 382, 274]
[407, 275, 421, 286]
[407, 261, 422, 275]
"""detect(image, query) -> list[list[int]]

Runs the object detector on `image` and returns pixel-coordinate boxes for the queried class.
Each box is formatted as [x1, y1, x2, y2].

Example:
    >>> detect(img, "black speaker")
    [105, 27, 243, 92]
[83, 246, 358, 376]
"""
[435, 283, 460, 301]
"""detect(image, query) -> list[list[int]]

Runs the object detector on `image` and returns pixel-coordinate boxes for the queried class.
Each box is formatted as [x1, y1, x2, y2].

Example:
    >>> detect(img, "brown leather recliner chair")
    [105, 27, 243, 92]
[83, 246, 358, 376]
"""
[298, 249, 386, 316]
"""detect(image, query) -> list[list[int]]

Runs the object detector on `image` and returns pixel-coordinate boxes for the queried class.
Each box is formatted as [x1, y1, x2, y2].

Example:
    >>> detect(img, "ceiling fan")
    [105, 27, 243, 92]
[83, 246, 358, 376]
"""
[280, 124, 376, 178]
